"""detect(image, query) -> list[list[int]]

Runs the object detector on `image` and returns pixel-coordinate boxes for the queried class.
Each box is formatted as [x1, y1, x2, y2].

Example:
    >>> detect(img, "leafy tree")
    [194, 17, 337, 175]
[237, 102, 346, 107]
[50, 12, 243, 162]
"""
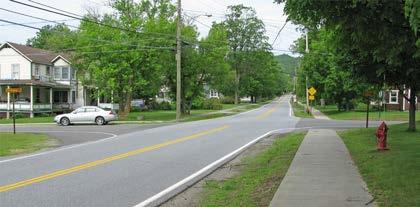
[26, 24, 77, 51]
[223, 4, 270, 104]
[278, 0, 420, 131]
[74, 0, 176, 118]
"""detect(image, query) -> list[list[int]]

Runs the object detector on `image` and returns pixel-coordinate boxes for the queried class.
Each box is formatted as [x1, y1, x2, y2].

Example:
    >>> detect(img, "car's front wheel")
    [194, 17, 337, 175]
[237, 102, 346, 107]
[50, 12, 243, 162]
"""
[95, 116, 105, 125]
[60, 117, 70, 126]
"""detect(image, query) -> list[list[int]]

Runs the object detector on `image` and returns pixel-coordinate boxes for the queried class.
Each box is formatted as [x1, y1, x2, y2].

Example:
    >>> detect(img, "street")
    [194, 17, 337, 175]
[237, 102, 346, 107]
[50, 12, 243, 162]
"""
[0, 96, 299, 207]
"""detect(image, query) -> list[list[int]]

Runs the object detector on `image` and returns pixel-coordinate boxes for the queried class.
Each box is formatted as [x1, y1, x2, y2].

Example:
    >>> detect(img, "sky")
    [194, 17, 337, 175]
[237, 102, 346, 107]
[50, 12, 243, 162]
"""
[0, 0, 302, 56]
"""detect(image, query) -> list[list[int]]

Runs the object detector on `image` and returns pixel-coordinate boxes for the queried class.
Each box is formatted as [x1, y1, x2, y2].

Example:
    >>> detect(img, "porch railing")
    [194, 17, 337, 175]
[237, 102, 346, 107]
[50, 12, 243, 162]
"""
[0, 103, 52, 112]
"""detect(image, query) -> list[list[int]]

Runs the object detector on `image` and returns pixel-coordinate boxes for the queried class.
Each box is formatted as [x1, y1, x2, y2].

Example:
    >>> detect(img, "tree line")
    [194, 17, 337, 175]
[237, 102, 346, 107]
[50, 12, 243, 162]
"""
[278, 0, 420, 131]
[27, 0, 290, 118]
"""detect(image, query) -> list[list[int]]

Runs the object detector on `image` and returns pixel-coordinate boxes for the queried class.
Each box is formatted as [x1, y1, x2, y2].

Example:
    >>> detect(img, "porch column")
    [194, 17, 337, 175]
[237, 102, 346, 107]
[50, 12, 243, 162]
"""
[50, 88, 53, 111]
[30, 85, 34, 118]
[6, 85, 10, 119]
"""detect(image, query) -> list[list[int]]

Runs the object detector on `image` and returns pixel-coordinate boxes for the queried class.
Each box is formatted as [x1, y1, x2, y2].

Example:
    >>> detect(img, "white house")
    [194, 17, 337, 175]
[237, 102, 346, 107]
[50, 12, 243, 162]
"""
[0, 42, 89, 118]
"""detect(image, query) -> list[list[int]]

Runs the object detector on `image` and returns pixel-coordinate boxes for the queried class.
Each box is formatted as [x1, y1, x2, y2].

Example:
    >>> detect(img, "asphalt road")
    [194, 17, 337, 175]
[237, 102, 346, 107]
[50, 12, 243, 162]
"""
[0, 96, 396, 207]
[0, 123, 169, 148]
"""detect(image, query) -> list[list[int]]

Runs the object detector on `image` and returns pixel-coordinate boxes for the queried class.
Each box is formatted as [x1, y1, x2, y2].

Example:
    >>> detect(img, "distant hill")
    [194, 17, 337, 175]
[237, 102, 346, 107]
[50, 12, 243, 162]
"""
[275, 54, 299, 76]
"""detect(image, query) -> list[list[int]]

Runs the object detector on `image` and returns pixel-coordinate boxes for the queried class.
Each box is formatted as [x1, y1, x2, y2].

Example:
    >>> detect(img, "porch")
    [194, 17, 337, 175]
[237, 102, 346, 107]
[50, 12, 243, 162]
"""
[0, 81, 73, 118]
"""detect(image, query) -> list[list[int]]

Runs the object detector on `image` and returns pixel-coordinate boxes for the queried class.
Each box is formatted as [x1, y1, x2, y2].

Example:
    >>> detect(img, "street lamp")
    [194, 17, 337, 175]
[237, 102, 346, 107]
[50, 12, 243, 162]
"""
[185, 13, 212, 25]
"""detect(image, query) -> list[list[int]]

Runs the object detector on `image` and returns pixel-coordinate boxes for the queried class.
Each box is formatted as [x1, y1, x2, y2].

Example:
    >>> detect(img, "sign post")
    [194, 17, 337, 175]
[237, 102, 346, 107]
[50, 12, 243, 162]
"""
[363, 91, 373, 128]
[6, 87, 22, 134]
[307, 87, 317, 113]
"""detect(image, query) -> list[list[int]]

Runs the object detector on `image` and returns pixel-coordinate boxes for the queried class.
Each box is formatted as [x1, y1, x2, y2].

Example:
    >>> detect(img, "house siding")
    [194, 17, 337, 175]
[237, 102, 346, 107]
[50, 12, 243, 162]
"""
[0, 47, 31, 80]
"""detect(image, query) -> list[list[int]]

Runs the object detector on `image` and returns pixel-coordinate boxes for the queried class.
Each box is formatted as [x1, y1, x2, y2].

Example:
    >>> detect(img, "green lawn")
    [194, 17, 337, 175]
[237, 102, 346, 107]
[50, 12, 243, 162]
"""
[0, 116, 53, 124]
[0, 132, 56, 156]
[291, 102, 313, 118]
[318, 105, 420, 121]
[200, 132, 306, 207]
[338, 123, 420, 207]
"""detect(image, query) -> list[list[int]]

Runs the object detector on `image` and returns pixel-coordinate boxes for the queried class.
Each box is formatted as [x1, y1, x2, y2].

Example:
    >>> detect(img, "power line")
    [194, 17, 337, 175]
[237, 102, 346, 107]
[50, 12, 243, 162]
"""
[0, 19, 40, 30]
[0, 7, 80, 29]
[0, 18, 175, 50]
[0, 19, 77, 26]
[10, 0, 177, 39]
[271, 21, 288, 46]
[28, 0, 85, 18]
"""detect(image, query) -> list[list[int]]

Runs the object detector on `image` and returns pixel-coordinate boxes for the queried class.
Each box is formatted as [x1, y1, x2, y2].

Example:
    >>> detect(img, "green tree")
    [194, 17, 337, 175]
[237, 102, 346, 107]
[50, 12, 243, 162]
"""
[278, 0, 420, 131]
[223, 4, 269, 104]
[75, 0, 176, 118]
[26, 24, 77, 51]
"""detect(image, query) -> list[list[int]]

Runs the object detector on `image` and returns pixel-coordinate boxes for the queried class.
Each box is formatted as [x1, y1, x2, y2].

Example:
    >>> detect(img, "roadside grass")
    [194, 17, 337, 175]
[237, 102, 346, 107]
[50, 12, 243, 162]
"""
[318, 105, 420, 121]
[200, 132, 306, 207]
[0, 116, 53, 124]
[291, 102, 313, 118]
[338, 122, 420, 207]
[0, 132, 56, 156]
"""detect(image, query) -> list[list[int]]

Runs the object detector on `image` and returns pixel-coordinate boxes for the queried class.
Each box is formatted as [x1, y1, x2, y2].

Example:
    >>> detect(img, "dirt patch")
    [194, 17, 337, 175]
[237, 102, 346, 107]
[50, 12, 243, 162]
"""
[160, 133, 287, 207]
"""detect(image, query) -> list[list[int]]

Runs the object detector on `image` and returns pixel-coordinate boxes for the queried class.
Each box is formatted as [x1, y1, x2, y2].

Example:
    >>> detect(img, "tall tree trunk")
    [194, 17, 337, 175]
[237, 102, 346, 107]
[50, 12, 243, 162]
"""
[408, 88, 416, 132]
[234, 68, 239, 105]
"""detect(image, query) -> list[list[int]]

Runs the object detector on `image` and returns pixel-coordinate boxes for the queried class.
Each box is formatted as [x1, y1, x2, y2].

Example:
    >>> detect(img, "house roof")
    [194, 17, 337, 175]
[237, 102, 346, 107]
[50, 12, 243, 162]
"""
[1, 42, 71, 65]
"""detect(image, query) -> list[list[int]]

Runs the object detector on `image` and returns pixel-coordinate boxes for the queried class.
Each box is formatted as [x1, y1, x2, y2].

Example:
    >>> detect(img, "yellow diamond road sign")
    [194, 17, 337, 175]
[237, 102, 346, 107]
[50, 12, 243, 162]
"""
[308, 87, 317, 96]
[309, 95, 315, 101]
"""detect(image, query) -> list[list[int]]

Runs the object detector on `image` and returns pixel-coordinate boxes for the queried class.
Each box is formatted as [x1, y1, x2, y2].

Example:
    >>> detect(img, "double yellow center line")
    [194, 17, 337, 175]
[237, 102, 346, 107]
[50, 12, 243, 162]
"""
[0, 125, 230, 193]
[256, 107, 277, 120]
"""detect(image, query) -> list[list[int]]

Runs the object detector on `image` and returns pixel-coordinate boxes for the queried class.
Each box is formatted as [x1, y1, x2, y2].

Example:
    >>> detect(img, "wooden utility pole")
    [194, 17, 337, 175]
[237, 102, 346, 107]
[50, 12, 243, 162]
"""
[176, 0, 182, 121]
[305, 33, 309, 113]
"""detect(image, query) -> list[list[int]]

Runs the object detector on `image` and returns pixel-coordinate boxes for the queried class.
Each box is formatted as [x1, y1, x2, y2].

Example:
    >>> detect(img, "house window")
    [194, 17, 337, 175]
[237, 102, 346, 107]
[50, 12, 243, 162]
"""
[71, 91, 76, 103]
[62, 67, 69, 80]
[70, 68, 75, 80]
[54, 67, 61, 80]
[12, 64, 20, 79]
[389, 90, 398, 104]
[34, 64, 39, 76]
[0, 64, 2, 79]
[53, 91, 68, 103]
[46, 66, 51, 76]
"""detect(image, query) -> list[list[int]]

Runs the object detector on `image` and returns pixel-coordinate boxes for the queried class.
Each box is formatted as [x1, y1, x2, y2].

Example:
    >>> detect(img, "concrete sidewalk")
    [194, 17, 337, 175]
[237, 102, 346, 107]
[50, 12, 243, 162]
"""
[269, 129, 375, 207]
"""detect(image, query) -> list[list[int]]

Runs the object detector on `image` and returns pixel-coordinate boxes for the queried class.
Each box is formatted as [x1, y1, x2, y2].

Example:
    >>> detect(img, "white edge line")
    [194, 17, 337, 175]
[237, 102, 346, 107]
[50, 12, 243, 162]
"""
[0, 131, 117, 163]
[134, 126, 302, 207]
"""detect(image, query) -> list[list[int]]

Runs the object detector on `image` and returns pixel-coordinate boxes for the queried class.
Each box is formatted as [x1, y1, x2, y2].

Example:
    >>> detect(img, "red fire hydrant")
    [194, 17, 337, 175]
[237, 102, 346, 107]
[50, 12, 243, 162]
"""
[375, 121, 389, 151]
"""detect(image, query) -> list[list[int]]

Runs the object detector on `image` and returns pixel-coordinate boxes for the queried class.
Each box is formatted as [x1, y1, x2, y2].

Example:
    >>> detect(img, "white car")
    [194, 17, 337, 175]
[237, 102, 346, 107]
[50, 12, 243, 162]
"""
[54, 106, 118, 126]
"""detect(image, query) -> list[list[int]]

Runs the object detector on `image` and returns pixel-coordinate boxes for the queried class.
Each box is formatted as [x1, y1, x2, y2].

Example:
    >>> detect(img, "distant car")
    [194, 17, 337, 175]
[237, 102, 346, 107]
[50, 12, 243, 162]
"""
[54, 106, 118, 126]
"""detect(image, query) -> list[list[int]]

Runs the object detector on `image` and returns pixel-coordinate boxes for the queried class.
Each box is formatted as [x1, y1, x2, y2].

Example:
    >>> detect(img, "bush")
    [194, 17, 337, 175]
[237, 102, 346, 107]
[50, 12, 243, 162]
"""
[147, 100, 174, 110]
[221, 96, 235, 104]
[191, 98, 204, 109]
[202, 98, 223, 110]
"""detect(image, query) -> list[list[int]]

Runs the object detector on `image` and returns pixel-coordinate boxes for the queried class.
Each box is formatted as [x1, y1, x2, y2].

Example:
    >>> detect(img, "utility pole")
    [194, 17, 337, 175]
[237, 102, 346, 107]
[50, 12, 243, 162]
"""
[305, 33, 309, 113]
[176, 0, 182, 121]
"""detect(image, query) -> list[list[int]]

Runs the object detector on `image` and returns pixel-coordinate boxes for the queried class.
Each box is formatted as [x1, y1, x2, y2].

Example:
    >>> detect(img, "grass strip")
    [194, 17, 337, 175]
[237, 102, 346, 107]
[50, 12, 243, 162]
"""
[0, 132, 56, 156]
[318, 105, 420, 121]
[200, 132, 306, 207]
[291, 102, 313, 118]
[338, 122, 420, 207]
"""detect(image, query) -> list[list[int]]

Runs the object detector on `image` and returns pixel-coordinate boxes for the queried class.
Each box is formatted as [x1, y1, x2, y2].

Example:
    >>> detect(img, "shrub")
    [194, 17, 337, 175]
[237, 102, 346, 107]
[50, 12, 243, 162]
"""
[221, 96, 235, 104]
[202, 98, 223, 110]
[147, 100, 174, 110]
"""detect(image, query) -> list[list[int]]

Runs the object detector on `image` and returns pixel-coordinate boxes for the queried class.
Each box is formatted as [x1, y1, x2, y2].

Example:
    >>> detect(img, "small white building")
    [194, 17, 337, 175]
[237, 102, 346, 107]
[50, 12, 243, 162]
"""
[0, 42, 88, 118]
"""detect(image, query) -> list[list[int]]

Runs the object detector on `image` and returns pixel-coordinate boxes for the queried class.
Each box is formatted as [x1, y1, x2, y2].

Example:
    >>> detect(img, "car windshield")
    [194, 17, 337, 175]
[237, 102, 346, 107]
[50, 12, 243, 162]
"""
[1, 1, 418, 207]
